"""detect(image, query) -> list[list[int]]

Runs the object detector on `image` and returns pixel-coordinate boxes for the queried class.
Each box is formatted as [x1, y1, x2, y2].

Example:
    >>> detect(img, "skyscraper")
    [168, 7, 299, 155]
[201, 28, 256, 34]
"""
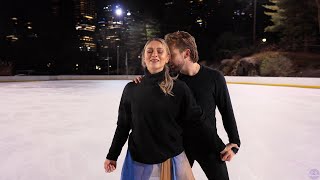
[74, 0, 97, 52]
[96, 3, 129, 74]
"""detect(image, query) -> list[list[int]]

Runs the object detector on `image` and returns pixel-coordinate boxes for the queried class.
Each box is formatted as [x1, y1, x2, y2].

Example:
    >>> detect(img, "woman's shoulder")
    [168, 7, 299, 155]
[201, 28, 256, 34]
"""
[123, 82, 137, 92]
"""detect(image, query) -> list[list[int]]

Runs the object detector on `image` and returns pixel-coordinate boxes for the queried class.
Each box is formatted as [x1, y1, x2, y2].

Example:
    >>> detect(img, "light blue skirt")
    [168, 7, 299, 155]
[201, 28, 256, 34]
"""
[121, 150, 195, 180]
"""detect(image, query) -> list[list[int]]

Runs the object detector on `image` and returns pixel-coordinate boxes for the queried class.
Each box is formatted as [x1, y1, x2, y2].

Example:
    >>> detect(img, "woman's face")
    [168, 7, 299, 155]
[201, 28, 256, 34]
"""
[143, 40, 169, 74]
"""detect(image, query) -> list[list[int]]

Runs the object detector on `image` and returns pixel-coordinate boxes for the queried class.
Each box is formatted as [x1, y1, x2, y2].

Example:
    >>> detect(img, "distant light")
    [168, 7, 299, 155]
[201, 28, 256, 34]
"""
[76, 25, 82, 30]
[127, 11, 131, 16]
[27, 26, 32, 29]
[12, 17, 18, 21]
[262, 38, 267, 43]
[84, 15, 93, 19]
[196, 18, 203, 24]
[115, 8, 123, 16]
[76, 64, 79, 67]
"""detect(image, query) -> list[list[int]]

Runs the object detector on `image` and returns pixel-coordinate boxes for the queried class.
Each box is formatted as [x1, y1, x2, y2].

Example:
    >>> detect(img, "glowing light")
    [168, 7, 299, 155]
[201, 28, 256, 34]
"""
[115, 8, 123, 16]
[84, 15, 93, 19]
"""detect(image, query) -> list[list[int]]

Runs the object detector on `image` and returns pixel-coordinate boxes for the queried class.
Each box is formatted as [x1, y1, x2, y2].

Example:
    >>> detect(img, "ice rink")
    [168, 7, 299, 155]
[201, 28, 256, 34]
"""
[0, 80, 319, 180]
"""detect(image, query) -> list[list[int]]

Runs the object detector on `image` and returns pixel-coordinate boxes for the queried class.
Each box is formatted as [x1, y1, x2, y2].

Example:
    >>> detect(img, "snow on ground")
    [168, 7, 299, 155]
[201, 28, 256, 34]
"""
[0, 80, 319, 180]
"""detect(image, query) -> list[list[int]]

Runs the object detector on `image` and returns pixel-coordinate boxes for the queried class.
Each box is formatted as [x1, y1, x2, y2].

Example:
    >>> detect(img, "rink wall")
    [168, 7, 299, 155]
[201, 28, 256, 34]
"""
[0, 75, 319, 88]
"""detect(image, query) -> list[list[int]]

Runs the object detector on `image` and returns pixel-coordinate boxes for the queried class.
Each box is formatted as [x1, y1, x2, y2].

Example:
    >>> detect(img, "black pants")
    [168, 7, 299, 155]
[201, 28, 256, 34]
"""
[184, 120, 229, 179]
[186, 150, 229, 180]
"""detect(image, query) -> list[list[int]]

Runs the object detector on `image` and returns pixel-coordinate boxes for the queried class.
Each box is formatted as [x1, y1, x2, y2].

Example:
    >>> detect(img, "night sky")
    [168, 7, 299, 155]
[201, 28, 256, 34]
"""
[0, 0, 167, 35]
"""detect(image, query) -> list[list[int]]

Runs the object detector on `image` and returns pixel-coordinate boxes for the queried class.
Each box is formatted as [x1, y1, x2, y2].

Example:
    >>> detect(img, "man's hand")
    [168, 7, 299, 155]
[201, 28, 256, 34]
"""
[104, 159, 117, 173]
[220, 143, 239, 162]
[133, 76, 143, 84]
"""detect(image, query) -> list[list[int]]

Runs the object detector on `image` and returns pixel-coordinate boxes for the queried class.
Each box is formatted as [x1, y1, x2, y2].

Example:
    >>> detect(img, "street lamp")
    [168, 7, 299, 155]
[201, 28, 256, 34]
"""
[117, 45, 119, 75]
[253, 0, 257, 45]
[115, 8, 123, 16]
[115, 6, 123, 75]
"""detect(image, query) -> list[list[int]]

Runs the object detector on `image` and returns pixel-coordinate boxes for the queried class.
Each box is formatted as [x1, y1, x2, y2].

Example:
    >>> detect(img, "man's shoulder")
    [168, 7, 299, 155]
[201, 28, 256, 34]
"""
[201, 65, 224, 79]
[174, 78, 188, 88]
[202, 65, 221, 74]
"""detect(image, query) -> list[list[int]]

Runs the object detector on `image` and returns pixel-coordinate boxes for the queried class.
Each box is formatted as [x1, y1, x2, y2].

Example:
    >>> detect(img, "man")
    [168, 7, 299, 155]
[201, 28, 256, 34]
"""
[135, 31, 240, 180]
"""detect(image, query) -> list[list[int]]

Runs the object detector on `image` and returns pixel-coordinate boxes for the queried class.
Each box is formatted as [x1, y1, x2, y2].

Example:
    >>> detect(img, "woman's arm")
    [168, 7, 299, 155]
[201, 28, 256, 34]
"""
[106, 83, 132, 161]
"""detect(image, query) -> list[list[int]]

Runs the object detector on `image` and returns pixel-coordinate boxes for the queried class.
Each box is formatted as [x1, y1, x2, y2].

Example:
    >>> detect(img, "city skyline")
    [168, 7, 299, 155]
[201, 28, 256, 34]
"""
[0, 0, 272, 75]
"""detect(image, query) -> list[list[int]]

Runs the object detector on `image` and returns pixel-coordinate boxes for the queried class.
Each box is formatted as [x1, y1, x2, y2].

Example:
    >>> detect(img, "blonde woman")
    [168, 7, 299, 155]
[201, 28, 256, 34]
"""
[104, 38, 204, 180]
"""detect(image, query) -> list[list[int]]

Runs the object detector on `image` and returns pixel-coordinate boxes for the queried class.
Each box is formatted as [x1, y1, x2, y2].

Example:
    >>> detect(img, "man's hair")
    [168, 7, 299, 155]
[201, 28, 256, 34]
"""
[164, 31, 199, 62]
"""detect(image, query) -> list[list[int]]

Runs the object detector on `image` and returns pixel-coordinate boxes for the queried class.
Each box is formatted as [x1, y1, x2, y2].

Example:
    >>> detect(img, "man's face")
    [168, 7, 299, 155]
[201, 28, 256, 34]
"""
[168, 46, 185, 72]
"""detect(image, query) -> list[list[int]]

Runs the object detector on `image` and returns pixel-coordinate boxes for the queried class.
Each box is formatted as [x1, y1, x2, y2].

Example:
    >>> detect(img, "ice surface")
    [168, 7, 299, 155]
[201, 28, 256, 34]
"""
[0, 80, 319, 180]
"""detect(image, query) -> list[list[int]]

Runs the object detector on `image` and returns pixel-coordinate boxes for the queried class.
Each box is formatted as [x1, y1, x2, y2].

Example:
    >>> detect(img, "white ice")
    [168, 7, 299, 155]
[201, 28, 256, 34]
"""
[0, 80, 319, 180]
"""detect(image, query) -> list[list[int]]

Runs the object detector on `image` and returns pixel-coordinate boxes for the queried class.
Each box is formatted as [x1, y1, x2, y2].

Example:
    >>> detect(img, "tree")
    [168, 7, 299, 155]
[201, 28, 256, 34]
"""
[124, 13, 161, 74]
[263, 0, 284, 33]
[264, 0, 318, 50]
[316, 0, 320, 32]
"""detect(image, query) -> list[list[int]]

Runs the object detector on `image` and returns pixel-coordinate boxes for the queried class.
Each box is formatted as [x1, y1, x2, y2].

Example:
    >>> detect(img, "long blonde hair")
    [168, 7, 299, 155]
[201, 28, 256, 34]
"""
[141, 38, 175, 96]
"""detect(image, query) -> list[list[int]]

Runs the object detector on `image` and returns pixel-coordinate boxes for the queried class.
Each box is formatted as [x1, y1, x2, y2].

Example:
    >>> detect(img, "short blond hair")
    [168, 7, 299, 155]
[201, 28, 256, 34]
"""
[164, 31, 199, 62]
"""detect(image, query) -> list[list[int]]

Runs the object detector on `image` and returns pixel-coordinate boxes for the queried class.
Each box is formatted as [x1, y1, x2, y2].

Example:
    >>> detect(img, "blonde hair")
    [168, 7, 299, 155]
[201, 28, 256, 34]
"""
[141, 38, 175, 96]
[164, 31, 199, 62]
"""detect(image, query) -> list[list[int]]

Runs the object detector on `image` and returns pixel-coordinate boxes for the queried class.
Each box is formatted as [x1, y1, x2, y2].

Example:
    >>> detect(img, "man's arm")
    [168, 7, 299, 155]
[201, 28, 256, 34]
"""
[214, 71, 241, 149]
[214, 71, 241, 161]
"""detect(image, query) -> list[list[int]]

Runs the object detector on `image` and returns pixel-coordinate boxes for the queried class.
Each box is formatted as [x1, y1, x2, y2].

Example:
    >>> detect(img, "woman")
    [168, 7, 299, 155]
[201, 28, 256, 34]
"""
[104, 38, 203, 180]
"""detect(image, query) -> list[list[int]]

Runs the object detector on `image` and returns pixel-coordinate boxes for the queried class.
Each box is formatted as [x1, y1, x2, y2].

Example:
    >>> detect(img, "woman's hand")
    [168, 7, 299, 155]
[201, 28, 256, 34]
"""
[104, 159, 117, 173]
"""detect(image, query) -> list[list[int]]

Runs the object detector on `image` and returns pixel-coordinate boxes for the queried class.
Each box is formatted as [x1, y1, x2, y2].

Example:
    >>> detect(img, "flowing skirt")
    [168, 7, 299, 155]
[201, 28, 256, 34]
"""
[121, 150, 195, 180]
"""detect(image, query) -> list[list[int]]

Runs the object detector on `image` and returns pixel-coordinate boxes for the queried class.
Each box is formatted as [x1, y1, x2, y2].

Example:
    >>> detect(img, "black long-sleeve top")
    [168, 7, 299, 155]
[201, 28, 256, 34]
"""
[106, 69, 204, 164]
[179, 65, 241, 154]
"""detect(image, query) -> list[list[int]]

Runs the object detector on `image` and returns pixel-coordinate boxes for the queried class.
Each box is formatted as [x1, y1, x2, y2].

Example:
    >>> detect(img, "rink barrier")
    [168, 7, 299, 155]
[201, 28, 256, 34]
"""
[0, 75, 138, 82]
[0, 75, 319, 89]
[225, 76, 320, 89]
[227, 82, 320, 89]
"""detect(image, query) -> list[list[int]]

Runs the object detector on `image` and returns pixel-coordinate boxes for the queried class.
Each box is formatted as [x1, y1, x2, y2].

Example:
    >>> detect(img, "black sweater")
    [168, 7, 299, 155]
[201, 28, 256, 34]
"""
[106, 69, 204, 164]
[179, 65, 241, 154]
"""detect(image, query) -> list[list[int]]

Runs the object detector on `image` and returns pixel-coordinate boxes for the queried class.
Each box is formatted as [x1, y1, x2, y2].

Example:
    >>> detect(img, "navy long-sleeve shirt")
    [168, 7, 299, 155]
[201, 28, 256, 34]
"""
[106, 69, 204, 164]
[179, 65, 241, 155]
